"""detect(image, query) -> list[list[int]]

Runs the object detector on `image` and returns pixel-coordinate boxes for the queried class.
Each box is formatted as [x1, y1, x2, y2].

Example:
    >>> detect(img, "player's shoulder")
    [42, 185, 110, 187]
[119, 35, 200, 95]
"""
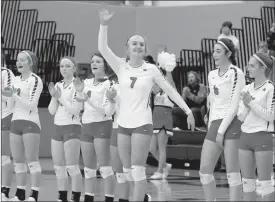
[229, 65, 244, 76]
[84, 78, 93, 86]
[208, 69, 218, 77]
[30, 73, 43, 83]
[266, 80, 275, 91]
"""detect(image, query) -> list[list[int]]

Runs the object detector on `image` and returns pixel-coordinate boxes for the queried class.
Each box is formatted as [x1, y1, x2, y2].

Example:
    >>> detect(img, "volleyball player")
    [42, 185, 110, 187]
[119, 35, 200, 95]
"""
[1, 61, 15, 201]
[5, 51, 43, 201]
[48, 57, 83, 202]
[238, 52, 274, 201]
[199, 38, 245, 201]
[98, 6, 195, 201]
[73, 52, 116, 202]
[149, 52, 176, 180]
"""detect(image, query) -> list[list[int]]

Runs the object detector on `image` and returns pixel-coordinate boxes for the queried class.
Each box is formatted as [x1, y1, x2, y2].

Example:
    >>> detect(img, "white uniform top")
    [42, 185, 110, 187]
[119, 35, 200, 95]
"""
[1, 67, 15, 118]
[112, 83, 120, 129]
[154, 91, 174, 108]
[81, 78, 115, 124]
[208, 65, 245, 135]
[238, 81, 275, 133]
[9, 73, 43, 128]
[98, 25, 191, 128]
[48, 79, 82, 126]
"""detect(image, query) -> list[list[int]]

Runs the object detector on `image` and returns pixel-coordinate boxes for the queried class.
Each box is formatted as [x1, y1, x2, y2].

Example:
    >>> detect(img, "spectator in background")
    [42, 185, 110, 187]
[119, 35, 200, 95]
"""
[258, 41, 275, 57]
[172, 71, 207, 132]
[267, 22, 275, 51]
[218, 21, 240, 54]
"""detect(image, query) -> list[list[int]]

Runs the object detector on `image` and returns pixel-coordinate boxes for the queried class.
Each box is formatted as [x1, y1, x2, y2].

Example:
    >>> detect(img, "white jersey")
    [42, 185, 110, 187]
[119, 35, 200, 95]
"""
[1, 67, 15, 118]
[48, 79, 82, 126]
[154, 91, 174, 108]
[98, 25, 191, 128]
[10, 73, 43, 128]
[238, 81, 275, 133]
[112, 83, 120, 129]
[81, 78, 115, 124]
[208, 65, 245, 135]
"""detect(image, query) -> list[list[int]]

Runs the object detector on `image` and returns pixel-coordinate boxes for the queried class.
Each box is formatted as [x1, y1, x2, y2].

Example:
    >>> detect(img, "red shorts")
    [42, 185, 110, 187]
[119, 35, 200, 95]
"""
[110, 128, 118, 147]
[10, 120, 40, 136]
[52, 124, 81, 142]
[118, 124, 153, 136]
[205, 116, 242, 142]
[81, 120, 112, 142]
[239, 131, 273, 152]
[1, 114, 12, 131]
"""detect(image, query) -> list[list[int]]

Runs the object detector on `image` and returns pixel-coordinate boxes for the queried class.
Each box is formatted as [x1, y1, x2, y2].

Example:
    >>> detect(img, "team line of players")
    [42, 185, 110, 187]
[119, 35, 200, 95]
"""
[1, 6, 275, 202]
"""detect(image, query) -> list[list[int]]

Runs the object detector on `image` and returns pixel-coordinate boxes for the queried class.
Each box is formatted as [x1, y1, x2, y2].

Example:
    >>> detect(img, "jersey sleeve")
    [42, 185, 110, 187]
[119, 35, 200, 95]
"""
[48, 83, 59, 115]
[14, 76, 43, 111]
[218, 68, 245, 135]
[98, 25, 125, 75]
[153, 66, 192, 115]
[237, 85, 250, 122]
[248, 84, 275, 122]
[58, 87, 82, 116]
[2, 70, 14, 101]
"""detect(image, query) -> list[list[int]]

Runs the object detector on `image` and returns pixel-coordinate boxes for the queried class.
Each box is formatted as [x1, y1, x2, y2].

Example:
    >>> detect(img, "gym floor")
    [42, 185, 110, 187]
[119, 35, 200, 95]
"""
[6, 158, 271, 201]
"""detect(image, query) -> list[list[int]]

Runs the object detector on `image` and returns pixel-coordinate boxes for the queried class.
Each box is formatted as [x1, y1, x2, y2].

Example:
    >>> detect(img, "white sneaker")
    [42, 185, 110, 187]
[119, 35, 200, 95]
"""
[26, 197, 36, 201]
[9, 196, 20, 201]
[1, 193, 9, 201]
[173, 127, 181, 131]
[163, 163, 172, 178]
[150, 172, 163, 180]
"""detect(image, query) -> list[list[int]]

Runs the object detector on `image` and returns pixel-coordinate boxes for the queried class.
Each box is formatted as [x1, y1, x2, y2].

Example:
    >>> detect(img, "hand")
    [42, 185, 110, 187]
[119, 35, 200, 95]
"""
[242, 91, 253, 106]
[48, 82, 61, 99]
[216, 133, 224, 148]
[73, 78, 84, 92]
[106, 87, 117, 100]
[98, 3, 114, 26]
[2, 87, 14, 97]
[187, 112, 195, 132]
[204, 114, 209, 125]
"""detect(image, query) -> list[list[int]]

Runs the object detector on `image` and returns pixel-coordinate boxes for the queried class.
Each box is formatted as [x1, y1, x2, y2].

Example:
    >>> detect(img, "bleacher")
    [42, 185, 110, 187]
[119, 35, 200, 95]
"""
[1, 0, 274, 168]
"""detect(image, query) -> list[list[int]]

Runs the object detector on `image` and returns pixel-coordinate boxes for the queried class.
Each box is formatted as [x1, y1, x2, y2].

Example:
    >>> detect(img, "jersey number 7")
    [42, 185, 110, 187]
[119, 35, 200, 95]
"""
[130, 77, 137, 88]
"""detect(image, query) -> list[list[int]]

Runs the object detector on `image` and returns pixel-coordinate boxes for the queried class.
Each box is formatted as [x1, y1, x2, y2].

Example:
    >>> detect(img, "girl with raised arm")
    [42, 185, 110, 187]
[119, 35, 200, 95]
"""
[97, 5, 195, 201]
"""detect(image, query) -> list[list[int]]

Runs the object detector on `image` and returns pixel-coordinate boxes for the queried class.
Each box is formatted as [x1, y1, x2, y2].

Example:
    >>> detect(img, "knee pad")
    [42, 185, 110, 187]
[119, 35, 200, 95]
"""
[199, 172, 214, 185]
[66, 165, 81, 177]
[131, 165, 146, 182]
[54, 165, 68, 179]
[227, 172, 242, 187]
[14, 163, 28, 174]
[1, 156, 11, 166]
[116, 173, 127, 184]
[99, 166, 114, 179]
[28, 161, 42, 174]
[123, 167, 133, 182]
[84, 167, 97, 179]
[258, 180, 274, 196]
[242, 178, 256, 192]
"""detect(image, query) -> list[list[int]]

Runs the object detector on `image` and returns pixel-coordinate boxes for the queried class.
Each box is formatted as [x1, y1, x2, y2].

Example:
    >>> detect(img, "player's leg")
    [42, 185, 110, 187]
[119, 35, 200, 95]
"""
[254, 132, 274, 201]
[80, 124, 97, 202]
[94, 121, 115, 202]
[1, 114, 14, 200]
[156, 129, 169, 176]
[64, 125, 82, 202]
[110, 129, 130, 202]
[131, 124, 153, 201]
[9, 121, 28, 201]
[199, 120, 223, 201]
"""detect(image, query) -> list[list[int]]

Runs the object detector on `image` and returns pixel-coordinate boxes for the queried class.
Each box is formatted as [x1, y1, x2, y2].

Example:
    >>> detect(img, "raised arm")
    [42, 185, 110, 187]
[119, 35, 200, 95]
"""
[13, 76, 43, 111]
[248, 86, 275, 122]
[98, 8, 124, 74]
[153, 67, 191, 115]
[218, 69, 245, 135]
